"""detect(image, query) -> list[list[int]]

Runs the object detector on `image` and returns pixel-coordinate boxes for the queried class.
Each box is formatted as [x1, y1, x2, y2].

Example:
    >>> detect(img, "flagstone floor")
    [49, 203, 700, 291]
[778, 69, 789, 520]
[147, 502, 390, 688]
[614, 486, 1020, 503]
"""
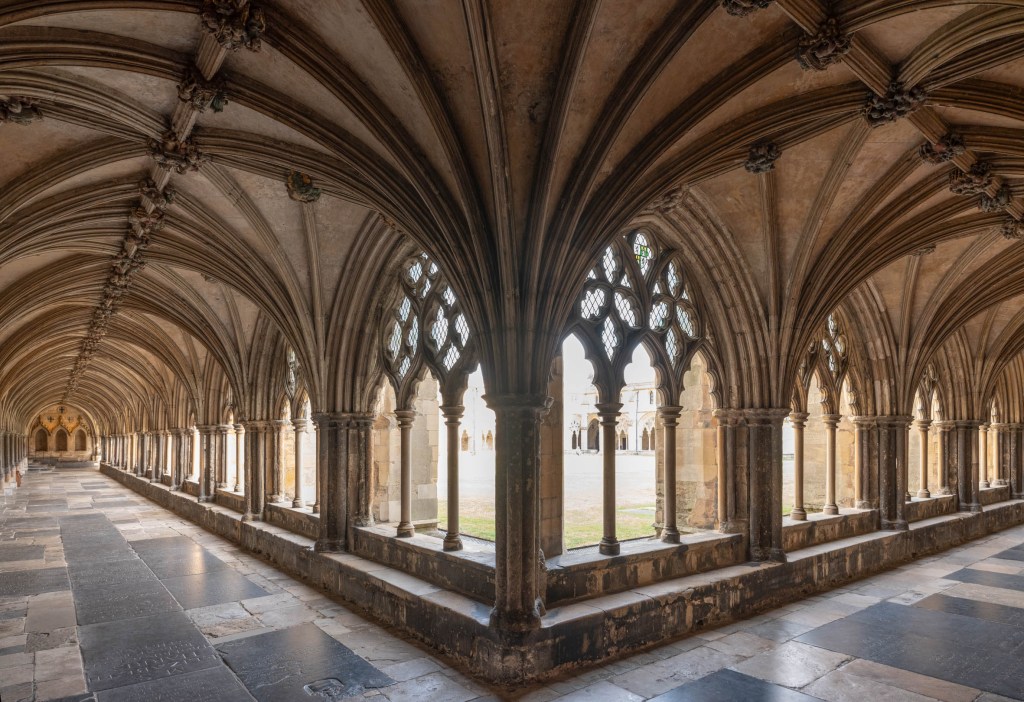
[2, 462, 1024, 701]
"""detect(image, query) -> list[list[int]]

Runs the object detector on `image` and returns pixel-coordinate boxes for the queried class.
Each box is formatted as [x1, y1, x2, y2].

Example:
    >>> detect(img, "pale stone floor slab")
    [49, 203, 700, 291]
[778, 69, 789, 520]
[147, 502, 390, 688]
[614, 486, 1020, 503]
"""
[3, 464, 1024, 700]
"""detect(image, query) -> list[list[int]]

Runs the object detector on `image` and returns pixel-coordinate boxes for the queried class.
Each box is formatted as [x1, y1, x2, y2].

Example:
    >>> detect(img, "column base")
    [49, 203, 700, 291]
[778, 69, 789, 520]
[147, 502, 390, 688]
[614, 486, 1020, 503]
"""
[994, 479, 1008, 486]
[216, 482, 228, 489]
[233, 484, 243, 493]
[489, 604, 542, 633]
[936, 488, 952, 496]
[292, 498, 305, 508]
[718, 518, 747, 535]
[314, 538, 344, 553]
[881, 518, 909, 531]
[443, 534, 464, 551]
[396, 523, 415, 538]
[198, 496, 214, 503]
[241, 512, 261, 522]
[749, 546, 787, 563]
[917, 489, 931, 499]
[904, 493, 912, 502]
[980, 481, 990, 489]
[268, 494, 284, 503]
[822, 504, 839, 516]
[959, 503, 983, 513]
[855, 500, 874, 509]
[660, 527, 680, 544]
[311, 503, 320, 514]
[789, 508, 807, 521]
[599, 538, 620, 556]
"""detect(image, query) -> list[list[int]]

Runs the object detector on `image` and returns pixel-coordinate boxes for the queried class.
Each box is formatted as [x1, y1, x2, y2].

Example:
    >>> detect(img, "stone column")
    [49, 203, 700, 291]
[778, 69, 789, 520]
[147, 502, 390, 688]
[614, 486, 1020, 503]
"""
[233, 424, 245, 492]
[313, 413, 348, 552]
[351, 413, 375, 529]
[134, 433, 144, 476]
[596, 402, 623, 556]
[789, 412, 808, 520]
[486, 394, 550, 632]
[659, 405, 682, 543]
[1009, 424, 1024, 499]
[876, 416, 910, 530]
[440, 404, 465, 551]
[934, 420, 953, 495]
[215, 425, 229, 489]
[394, 409, 416, 538]
[292, 418, 307, 508]
[823, 414, 841, 515]
[312, 419, 322, 514]
[267, 420, 287, 502]
[980, 424, 989, 489]
[198, 426, 214, 502]
[745, 409, 787, 562]
[150, 431, 162, 483]
[714, 410, 745, 533]
[915, 419, 931, 498]
[242, 421, 265, 520]
[955, 420, 982, 513]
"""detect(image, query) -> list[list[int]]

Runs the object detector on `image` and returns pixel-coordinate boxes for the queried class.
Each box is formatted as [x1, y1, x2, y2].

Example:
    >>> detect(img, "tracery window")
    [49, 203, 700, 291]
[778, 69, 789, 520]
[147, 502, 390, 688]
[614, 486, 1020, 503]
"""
[575, 229, 704, 399]
[382, 252, 474, 399]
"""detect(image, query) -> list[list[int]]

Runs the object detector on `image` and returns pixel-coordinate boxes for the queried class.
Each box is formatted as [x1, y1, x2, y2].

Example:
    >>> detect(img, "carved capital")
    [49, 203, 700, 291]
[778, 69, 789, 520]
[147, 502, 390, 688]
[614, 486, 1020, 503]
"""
[744, 140, 780, 174]
[286, 170, 321, 203]
[0, 97, 42, 125]
[980, 184, 1012, 213]
[148, 130, 209, 174]
[919, 132, 965, 164]
[949, 162, 992, 196]
[796, 17, 851, 71]
[645, 187, 684, 215]
[200, 0, 266, 52]
[863, 82, 927, 127]
[722, 0, 774, 17]
[177, 65, 228, 113]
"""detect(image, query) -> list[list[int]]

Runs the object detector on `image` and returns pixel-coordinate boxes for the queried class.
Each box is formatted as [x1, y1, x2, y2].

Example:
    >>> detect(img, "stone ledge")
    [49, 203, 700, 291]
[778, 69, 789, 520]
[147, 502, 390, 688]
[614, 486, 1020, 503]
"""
[100, 462, 1024, 687]
[981, 484, 1012, 505]
[904, 494, 956, 522]
[782, 508, 876, 551]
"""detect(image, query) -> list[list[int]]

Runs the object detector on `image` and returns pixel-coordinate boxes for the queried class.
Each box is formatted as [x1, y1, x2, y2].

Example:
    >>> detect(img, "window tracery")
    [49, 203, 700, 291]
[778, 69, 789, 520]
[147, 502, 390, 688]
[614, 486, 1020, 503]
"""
[382, 252, 475, 404]
[573, 229, 705, 401]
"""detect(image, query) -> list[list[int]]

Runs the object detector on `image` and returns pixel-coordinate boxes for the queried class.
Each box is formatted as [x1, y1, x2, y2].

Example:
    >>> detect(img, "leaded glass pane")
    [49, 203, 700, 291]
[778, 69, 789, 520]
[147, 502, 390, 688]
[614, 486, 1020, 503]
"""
[387, 321, 401, 359]
[443, 345, 460, 371]
[633, 231, 652, 274]
[398, 296, 411, 322]
[650, 300, 669, 330]
[443, 286, 456, 306]
[614, 291, 638, 327]
[581, 288, 606, 319]
[602, 247, 617, 282]
[432, 308, 448, 348]
[455, 314, 470, 345]
[398, 356, 411, 379]
[678, 305, 694, 337]
[407, 317, 419, 349]
[602, 317, 618, 359]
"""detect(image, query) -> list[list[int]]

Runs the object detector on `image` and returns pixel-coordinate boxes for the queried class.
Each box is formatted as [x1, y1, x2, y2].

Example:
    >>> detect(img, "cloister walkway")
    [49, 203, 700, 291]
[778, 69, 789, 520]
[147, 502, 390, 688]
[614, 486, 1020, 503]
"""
[2, 463, 1023, 701]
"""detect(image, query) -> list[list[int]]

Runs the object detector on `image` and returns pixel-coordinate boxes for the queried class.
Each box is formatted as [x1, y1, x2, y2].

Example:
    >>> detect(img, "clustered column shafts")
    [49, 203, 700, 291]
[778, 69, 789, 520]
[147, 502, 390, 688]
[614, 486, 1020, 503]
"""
[394, 409, 416, 538]
[980, 424, 989, 489]
[233, 423, 245, 493]
[935, 420, 953, 496]
[596, 402, 623, 556]
[789, 412, 808, 520]
[916, 419, 932, 498]
[440, 404, 465, 551]
[659, 405, 683, 543]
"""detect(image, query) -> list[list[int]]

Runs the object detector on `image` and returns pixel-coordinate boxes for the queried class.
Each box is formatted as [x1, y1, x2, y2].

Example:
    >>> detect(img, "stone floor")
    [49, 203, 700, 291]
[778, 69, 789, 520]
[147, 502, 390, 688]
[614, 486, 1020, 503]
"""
[2, 464, 1024, 701]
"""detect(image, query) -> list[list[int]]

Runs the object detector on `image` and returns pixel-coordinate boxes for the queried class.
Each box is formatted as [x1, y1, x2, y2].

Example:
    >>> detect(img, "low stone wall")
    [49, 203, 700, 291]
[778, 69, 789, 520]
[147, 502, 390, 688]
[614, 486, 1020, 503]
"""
[264, 502, 320, 540]
[782, 509, 876, 552]
[905, 494, 956, 522]
[214, 489, 245, 513]
[101, 462, 1024, 687]
[981, 485, 1012, 506]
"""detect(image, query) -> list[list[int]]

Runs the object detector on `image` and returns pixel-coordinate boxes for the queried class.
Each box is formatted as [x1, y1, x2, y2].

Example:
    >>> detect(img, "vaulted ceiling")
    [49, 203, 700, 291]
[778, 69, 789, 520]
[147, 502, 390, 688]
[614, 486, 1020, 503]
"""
[1, 0, 1023, 432]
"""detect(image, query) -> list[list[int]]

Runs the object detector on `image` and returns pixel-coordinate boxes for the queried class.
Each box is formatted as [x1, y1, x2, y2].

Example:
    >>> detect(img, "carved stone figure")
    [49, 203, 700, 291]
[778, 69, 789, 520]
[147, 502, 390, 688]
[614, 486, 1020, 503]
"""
[919, 132, 965, 164]
[913, 244, 936, 256]
[0, 97, 42, 125]
[645, 188, 684, 215]
[796, 18, 851, 71]
[177, 66, 228, 112]
[722, 0, 774, 17]
[863, 82, 927, 127]
[148, 130, 209, 174]
[949, 162, 992, 196]
[980, 184, 1012, 213]
[286, 171, 322, 202]
[744, 140, 780, 173]
[200, 0, 266, 52]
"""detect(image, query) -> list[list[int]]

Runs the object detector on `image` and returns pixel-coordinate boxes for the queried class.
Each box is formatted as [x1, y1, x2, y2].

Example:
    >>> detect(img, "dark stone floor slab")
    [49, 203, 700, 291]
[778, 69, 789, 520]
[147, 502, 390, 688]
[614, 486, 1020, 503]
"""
[797, 602, 1024, 698]
[0, 544, 44, 561]
[160, 569, 268, 610]
[992, 548, 1024, 562]
[650, 669, 821, 701]
[2, 516, 58, 529]
[915, 593, 1024, 628]
[0, 566, 70, 596]
[74, 580, 181, 625]
[95, 665, 254, 702]
[130, 536, 198, 554]
[217, 623, 393, 701]
[142, 548, 229, 579]
[69, 559, 155, 588]
[79, 611, 220, 691]
[947, 567, 1024, 592]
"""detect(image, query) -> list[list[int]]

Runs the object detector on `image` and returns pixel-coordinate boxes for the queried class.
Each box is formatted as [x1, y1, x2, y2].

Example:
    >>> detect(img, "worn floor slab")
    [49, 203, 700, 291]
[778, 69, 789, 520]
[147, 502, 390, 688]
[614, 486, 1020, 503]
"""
[4, 463, 1024, 700]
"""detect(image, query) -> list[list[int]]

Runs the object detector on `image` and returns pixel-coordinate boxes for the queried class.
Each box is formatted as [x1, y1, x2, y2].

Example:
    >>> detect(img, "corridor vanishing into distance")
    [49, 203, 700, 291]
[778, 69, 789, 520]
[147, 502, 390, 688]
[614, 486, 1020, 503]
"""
[8, 0, 1024, 696]
[3, 462, 1024, 701]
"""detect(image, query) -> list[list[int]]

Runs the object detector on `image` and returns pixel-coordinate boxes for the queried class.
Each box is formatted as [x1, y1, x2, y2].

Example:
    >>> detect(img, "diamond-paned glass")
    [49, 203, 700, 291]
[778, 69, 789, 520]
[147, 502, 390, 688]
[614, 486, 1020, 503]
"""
[398, 296, 411, 322]
[432, 308, 448, 348]
[614, 292, 638, 327]
[455, 314, 470, 346]
[581, 288, 606, 319]
[387, 321, 402, 359]
[602, 317, 618, 359]
[602, 247, 618, 282]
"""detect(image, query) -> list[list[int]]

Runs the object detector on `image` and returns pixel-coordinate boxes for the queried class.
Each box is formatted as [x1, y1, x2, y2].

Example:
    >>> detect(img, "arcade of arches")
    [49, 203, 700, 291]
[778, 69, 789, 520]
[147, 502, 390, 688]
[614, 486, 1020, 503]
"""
[6, 0, 1024, 688]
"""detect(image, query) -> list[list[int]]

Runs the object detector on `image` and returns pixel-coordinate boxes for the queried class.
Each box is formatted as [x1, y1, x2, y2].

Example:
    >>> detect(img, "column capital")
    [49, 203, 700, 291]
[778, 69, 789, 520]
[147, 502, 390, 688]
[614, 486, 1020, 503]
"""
[595, 402, 623, 421]
[742, 408, 790, 425]
[932, 419, 955, 432]
[439, 404, 465, 422]
[712, 408, 743, 426]
[821, 413, 842, 428]
[291, 418, 310, 432]
[658, 405, 683, 424]
[875, 415, 914, 429]
[233, 423, 245, 432]
[788, 411, 809, 427]
[979, 423, 990, 433]
[914, 418, 932, 431]
[482, 393, 552, 413]
[394, 409, 417, 426]
[953, 419, 983, 429]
